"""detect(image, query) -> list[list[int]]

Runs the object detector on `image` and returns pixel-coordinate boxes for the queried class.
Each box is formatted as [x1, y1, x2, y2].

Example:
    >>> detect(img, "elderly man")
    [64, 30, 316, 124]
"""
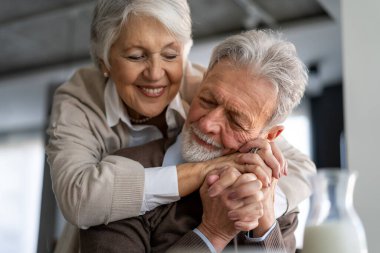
[81, 29, 310, 253]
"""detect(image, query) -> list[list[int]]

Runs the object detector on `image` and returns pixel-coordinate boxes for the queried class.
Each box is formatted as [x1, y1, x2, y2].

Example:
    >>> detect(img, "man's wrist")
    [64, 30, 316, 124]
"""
[251, 215, 275, 237]
[246, 222, 277, 242]
[197, 223, 234, 253]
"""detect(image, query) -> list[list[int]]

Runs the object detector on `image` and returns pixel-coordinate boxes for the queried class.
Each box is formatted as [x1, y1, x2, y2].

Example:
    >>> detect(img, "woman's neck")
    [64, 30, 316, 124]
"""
[128, 107, 168, 138]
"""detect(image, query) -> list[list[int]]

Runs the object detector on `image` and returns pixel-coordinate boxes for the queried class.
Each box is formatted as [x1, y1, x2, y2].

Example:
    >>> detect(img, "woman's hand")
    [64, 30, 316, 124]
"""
[205, 138, 286, 197]
[238, 138, 288, 178]
[177, 138, 286, 197]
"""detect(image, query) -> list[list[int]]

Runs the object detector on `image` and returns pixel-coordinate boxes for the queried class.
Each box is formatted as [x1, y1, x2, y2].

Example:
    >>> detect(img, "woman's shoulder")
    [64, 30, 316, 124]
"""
[59, 65, 105, 94]
[52, 65, 108, 119]
[55, 65, 106, 106]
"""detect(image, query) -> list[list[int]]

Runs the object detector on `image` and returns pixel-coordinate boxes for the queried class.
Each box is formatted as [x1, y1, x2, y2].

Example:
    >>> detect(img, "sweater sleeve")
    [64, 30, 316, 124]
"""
[168, 213, 298, 253]
[46, 93, 145, 228]
[167, 231, 212, 253]
[240, 212, 298, 253]
[276, 136, 316, 212]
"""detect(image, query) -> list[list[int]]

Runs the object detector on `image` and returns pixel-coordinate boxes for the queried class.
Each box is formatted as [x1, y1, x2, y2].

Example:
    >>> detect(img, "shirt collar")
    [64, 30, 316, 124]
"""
[104, 79, 187, 129]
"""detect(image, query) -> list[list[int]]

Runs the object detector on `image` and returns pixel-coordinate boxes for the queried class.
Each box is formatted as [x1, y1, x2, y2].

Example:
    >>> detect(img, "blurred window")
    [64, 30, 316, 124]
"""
[0, 132, 44, 253]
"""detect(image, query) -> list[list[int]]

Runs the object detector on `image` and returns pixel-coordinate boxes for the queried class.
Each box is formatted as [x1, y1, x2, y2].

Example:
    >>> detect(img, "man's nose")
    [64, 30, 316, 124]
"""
[198, 107, 224, 135]
[144, 56, 165, 81]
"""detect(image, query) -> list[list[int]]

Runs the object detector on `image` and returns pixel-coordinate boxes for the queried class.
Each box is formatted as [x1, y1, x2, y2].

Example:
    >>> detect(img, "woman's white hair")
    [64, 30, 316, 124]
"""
[209, 29, 308, 127]
[90, 0, 193, 69]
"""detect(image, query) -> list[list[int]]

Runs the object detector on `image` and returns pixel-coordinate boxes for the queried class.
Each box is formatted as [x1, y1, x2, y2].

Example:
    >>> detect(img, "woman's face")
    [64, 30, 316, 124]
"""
[106, 15, 184, 119]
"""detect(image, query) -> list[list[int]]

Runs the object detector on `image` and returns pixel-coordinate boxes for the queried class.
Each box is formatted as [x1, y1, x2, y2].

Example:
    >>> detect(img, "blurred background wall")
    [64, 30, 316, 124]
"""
[342, 1, 380, 252]
[0, 0, 378, 252]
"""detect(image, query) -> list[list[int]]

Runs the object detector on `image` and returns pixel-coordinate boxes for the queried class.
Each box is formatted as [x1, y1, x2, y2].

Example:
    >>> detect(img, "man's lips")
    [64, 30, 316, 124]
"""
[193, 132, 213, 148]
[191, 128, 221, 150]
[138, 86, 165, 97]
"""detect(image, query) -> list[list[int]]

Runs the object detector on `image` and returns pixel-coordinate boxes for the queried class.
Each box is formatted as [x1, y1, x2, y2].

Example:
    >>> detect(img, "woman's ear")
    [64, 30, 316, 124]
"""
[99, 59, 110, 78]
[265, 125, 284, 141]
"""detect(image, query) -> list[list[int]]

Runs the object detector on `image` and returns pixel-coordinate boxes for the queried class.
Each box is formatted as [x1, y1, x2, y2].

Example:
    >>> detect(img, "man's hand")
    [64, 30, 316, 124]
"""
[251, 178, 278, 237]
[197, 167, 264, 252]
[206, 165, 278, 238]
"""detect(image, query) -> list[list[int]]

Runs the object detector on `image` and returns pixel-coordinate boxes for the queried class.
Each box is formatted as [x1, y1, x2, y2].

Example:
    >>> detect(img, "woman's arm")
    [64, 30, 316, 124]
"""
[47, 96, 146, 227]
[276, 135, 316, 212]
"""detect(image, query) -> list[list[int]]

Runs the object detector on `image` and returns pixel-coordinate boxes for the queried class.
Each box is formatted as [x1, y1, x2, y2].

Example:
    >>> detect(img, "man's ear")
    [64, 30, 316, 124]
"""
[265, 125, 284, 142]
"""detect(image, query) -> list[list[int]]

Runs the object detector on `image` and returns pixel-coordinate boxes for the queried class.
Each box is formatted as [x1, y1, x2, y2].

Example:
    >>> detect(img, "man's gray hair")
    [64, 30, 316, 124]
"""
[209, 30, 308, 127]
[90, 0, 192, 69]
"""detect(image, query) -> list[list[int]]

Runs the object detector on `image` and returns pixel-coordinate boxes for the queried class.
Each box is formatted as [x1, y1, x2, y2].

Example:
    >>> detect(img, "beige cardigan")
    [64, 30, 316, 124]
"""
[46, 63, 315, 251]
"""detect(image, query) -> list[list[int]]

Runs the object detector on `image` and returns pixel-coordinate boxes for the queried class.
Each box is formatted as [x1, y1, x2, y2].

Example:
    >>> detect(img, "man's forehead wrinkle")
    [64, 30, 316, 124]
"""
[206, 80, 258, 125]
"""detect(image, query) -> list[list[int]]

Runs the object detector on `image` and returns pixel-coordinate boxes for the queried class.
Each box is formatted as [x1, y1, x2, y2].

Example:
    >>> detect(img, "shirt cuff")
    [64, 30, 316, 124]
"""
[141, 166, 180, 214]
[193, 228, 217, 253]
[245, 222, 277, 242]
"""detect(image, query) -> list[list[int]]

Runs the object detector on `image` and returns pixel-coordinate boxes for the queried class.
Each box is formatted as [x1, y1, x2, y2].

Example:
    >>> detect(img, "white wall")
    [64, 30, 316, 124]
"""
[342, 1, 380, 252]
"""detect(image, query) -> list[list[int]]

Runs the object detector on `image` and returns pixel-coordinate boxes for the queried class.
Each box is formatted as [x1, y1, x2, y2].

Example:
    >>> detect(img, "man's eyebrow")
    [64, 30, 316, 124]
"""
[199, 88, 214, 98]
[202, 83, 253, 124]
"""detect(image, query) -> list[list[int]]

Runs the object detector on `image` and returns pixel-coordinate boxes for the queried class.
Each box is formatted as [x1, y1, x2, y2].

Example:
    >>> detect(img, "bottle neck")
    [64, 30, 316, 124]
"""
[308, 170, 358, 224]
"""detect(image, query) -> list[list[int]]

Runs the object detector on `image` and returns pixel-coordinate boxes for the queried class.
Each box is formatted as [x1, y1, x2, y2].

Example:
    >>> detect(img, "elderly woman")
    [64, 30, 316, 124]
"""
[46, 0, 315, 251]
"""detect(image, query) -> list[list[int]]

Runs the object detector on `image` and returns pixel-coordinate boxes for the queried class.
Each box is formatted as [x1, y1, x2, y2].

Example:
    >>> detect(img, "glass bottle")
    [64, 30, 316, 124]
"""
[302, 169, 367, 253]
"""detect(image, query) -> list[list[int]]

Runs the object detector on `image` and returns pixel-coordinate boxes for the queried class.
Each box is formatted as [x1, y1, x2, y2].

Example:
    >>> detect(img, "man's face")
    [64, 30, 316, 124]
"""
[182, 60, 278, 162]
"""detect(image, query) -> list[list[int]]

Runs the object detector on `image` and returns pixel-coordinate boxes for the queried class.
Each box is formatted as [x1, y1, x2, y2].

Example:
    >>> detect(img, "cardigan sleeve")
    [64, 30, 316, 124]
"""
[276, 136, 316, 212]
[46, 93, 146, 228]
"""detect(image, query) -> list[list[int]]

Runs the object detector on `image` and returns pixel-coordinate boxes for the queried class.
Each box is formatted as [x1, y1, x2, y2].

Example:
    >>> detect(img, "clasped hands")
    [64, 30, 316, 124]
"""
[197, 139, 285, 252]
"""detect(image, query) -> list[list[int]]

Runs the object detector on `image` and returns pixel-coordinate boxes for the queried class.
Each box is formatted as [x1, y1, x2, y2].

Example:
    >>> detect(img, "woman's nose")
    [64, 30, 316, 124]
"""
[144, 57, 165, 81]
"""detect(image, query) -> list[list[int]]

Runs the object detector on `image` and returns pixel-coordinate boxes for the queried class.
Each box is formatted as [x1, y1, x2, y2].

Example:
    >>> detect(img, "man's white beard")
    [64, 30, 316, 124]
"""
[181, 124, 223, 162]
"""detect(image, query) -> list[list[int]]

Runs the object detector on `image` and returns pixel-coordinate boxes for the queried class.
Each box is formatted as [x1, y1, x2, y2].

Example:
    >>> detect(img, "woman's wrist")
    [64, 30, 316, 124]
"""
[177, 162, 205, 197]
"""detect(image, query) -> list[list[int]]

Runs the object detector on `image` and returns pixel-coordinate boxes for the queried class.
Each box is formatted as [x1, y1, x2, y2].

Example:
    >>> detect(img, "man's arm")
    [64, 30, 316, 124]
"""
[168, 213, 298, 253]
[240, 212, 298, 252]
[169, 168, 264, 253]
[168, 168, 297, 253]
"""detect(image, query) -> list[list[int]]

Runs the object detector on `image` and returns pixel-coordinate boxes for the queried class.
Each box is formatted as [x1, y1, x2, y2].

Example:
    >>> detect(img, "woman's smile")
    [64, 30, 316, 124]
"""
[138, 86, 166, 98]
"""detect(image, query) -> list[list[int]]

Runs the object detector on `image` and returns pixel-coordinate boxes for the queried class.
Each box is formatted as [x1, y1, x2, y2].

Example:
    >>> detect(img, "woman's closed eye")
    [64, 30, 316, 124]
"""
[162, 53, 178, 61]
[161, 48, 180, 61]
[126, 54, 146, 61]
